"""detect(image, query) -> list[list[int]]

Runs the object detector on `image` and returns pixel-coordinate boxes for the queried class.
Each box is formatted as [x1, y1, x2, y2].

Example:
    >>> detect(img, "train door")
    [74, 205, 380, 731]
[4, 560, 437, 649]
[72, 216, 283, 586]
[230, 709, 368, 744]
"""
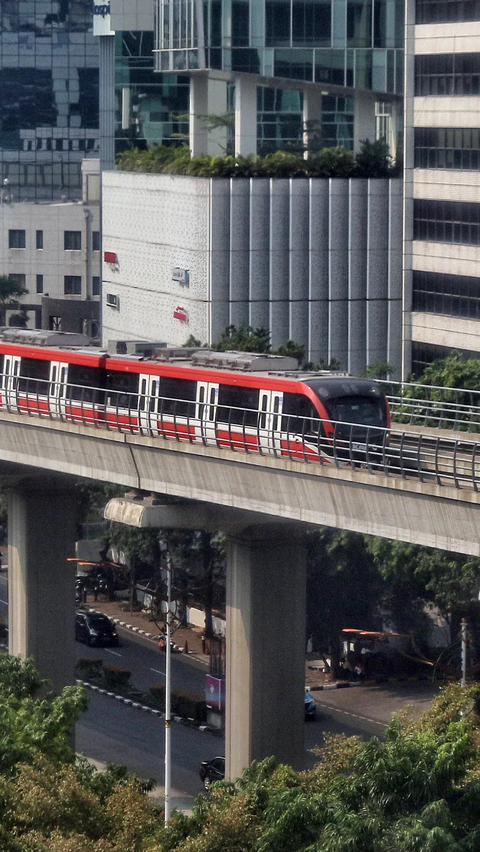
[196, 381, 219, 444]
[258, 389, 283, 453]
[49, 361, 68, 419]
[2, 354, 21, 411]
[138, 373, 160, 435]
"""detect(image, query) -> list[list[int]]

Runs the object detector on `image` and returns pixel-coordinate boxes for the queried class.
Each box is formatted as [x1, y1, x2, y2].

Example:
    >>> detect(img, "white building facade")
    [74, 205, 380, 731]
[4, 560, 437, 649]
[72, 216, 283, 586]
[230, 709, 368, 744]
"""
[102, 171, 403, 373]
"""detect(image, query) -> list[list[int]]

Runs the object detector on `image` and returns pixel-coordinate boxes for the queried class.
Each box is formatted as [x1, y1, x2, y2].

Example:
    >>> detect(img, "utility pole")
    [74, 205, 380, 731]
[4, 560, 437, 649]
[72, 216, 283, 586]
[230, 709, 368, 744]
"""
[461, 618, 467, 687]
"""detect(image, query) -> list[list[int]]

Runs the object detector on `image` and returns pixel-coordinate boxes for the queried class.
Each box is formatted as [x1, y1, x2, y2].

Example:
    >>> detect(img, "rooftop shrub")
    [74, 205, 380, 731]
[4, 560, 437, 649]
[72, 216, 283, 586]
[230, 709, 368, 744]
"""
[116, 139, 400, 179]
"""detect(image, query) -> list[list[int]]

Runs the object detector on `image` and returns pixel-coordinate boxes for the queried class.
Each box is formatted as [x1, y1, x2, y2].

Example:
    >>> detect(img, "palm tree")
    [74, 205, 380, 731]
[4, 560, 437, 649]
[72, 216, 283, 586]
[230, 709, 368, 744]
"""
[0, 275, 28, 326]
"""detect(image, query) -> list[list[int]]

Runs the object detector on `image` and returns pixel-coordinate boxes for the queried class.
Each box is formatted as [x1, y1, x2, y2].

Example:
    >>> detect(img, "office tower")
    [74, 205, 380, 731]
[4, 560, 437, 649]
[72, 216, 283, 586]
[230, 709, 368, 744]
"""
[0, 1, 99, 201]
[404, 0, 480, 377]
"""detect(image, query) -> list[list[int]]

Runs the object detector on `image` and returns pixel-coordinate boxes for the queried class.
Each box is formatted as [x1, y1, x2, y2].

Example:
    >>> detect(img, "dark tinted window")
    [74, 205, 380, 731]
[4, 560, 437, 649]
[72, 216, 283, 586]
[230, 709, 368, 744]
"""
[327, 396, 385, 426]
[64, 231, 81, 251]
[413, 269, 480, 320]
[413, 198, 480, 245]
[217, 384, 259, 426]
[159, 376, 196, 417]
[9, 229, 25, 248]
[416, 0, 480, 23]
[18, 357, 49, 392]
[415, 127, 480, 171]
[68, 363, 103, 403]
[282, 392, 320, 433]
[415, 52, 480, 95]
[106, 370, 139, 408]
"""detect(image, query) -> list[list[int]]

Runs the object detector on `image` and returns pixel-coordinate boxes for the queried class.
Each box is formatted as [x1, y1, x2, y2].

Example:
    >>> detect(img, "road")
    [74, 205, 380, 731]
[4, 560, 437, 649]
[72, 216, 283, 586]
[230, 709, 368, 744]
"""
[0, 569, 440, 811]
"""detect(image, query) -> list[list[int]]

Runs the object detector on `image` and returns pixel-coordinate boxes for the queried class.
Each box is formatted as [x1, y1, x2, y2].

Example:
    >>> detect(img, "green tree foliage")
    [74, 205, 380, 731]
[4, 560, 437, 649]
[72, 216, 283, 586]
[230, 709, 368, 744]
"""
[414, 351, 480, 390]
[306, 529, 384, 671]
[116, 141, 398, 179]
[215, 323, 271, 353]
[0, 275, 28, 326]
[150, 685, 480, 852]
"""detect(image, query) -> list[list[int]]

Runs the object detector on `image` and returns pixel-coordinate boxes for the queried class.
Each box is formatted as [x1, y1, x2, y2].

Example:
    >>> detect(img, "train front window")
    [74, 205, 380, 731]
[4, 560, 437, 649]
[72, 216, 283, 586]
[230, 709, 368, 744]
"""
[327, 397, 384, 427]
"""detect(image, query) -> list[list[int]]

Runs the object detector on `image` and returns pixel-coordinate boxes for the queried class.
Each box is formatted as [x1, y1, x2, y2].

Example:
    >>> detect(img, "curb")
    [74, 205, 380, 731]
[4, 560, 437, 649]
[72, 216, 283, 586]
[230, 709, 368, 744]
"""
[310, 675, 429, 691]
[76, 679, 215, 732]
[84, 608, 196, 655]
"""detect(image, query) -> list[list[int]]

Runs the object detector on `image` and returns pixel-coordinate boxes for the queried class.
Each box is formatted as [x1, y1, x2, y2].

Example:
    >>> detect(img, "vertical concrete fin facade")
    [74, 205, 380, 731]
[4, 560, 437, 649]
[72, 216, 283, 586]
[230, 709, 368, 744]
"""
[226, 526, 307, 779]
[102, 172, 403, 373]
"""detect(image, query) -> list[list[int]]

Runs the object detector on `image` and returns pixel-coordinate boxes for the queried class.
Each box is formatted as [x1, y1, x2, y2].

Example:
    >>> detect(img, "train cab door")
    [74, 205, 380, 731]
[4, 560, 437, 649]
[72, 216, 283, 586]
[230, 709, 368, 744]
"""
[49, 361, 68, 419]
[196, 381, 219, 444]
[138, 374, 160, 435]
[257, 389, 283, 453]
[2, 354, 21, 411]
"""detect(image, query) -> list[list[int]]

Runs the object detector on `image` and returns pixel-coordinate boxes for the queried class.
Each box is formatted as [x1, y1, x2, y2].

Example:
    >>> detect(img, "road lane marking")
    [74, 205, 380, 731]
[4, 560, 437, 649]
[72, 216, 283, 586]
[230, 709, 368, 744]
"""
[317, 704, 388, 727]
[104, 649, 122, 657]
[150, 668, 166, 677]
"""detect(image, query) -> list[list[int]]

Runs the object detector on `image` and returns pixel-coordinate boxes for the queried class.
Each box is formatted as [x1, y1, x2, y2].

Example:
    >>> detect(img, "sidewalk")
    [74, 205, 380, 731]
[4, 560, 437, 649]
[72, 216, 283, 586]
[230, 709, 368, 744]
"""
[81, 593, 211, 664]
[84, 594, 338, 688]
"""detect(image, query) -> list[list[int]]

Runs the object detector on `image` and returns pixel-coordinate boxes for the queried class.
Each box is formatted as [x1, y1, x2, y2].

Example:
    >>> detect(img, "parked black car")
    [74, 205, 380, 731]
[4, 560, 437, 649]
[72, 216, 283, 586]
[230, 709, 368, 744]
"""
[75, 611, 119, 647]
[199, 756, 225, 790]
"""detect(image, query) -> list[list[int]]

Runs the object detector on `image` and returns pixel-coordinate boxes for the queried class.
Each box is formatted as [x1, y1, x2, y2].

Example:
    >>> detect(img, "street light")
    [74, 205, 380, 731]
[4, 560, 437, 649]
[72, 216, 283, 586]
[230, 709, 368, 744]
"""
[159, 539, 173, 823]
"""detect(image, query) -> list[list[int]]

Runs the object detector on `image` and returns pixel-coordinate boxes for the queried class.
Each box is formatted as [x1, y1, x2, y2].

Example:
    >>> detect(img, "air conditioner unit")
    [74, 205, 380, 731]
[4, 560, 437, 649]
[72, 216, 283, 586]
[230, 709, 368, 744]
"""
[106, 293, 119, 309]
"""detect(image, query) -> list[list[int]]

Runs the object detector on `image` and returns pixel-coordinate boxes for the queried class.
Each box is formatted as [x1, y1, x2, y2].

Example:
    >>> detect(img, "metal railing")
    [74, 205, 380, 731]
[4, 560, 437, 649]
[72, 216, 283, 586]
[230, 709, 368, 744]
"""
[2, 377, 480, 491]
[383, 380, 480, 433]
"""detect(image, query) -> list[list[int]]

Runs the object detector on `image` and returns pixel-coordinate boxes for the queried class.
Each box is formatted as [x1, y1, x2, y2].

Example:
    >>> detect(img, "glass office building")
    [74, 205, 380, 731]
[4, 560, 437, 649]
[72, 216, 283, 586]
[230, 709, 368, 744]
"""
[155, 0, 404, 96]
[0, 1, 99, 201]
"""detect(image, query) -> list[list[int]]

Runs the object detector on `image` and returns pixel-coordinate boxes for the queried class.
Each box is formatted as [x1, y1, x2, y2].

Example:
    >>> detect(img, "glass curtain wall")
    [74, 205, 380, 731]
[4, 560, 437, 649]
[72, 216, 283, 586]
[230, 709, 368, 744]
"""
[155, 0, 404, 96]
[0, 0, 99, 200]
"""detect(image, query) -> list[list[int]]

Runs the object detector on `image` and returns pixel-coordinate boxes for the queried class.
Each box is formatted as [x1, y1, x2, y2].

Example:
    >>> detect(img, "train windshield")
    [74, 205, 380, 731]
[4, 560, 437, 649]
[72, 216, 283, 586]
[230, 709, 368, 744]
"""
[326, 396, 385, 427]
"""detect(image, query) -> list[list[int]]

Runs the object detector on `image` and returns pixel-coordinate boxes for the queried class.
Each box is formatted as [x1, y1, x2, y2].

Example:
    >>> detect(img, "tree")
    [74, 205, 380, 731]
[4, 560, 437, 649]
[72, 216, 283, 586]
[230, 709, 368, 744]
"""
[306, 528, 384, 673]
[0, 275, 28, 326]
[215, 323, 271, 353]
[150, 684, 480, 852]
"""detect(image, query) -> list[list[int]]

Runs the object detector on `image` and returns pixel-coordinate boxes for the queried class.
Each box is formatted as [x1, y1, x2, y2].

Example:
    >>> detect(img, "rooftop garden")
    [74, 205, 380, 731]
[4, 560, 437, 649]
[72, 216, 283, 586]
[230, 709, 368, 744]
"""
[116, 139, 401, 179]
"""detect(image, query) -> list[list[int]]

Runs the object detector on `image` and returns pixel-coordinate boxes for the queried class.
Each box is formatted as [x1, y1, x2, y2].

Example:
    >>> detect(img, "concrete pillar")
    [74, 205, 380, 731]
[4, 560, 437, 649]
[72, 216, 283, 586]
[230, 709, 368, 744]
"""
[354, 91, 377, 152]
[8, 480, 78, 694]
[226, 525, 306, 779]
[234, 74, 257, 156]
[303, 86, 323, 158]
[190, 74, 229, 156]
[189, 74, 209, 156]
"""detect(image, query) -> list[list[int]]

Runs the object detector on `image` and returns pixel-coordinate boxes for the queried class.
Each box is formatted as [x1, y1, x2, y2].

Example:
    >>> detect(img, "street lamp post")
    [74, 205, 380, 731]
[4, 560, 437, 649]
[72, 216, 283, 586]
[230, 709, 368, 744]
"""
[164, 544, 172, 823]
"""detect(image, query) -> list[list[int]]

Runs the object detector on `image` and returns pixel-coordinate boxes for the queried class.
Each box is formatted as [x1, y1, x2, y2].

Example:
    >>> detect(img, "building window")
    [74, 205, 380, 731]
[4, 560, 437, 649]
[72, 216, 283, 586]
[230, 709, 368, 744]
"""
[414, 128, 480, 170]
[92, 231, 100, 251]
[64, 231, 81, 251]
[413, 269, 480, 320]
[9, 230, 26, 249]
[413, 199, 480, 245]
[92, 276, 100, 296]
[64, 275, 82, 295]
[416, 0, 480, 25]
[36, 274, 44, 294]
[49, 316, 62, 331]
[9, 273, 26, 288]
[415, 53, 480, 96]
[36, 230, 43, 249]
[412, 341, 480, 377]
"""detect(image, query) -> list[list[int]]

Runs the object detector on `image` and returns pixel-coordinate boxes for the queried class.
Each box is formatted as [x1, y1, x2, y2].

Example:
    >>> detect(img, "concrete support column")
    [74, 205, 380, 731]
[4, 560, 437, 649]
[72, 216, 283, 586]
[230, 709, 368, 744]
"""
[8, 481, 78, 693]
[226, 525, 306, 779]
[190, 74, 229, 156]
[189, 74, 209, 156]
[353, 91, 377, 152]
[303, 86, 323, 158]
[234, 74, 257, 156]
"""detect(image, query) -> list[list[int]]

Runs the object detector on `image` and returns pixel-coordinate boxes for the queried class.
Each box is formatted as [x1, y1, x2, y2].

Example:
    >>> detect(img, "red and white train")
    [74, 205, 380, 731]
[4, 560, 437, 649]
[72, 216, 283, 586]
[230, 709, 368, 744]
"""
[0, 330, 390, 463]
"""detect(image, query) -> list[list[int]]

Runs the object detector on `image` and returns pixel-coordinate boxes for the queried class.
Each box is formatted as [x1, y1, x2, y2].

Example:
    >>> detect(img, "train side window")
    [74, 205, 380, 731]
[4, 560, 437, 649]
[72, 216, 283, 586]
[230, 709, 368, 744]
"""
[106, 370, 139, 408]
[68, 364, 104, 403]
[272, 395, 280, 431]
[217, 384, 259, 426]
[209, 387, 216, 420]
[139, 378, 147, 411]
[18, 357, 50, 393]
[149, 380, 159, 413]
[159, 376, 196, 417]
[282, 392, 319, 434]
[259, 394, 268, 430]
